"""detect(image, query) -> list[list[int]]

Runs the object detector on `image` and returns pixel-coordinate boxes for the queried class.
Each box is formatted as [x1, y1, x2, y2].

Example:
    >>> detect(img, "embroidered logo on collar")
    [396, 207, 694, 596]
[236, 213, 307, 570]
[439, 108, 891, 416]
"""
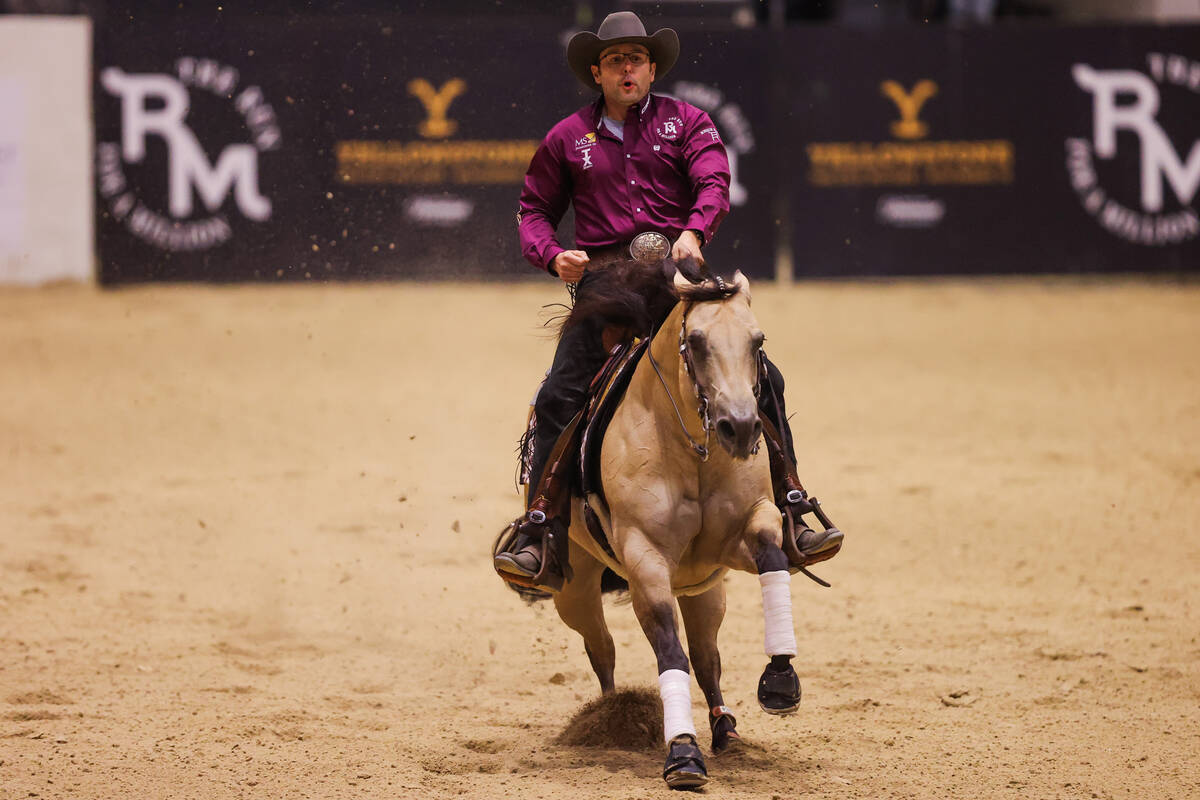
[656, 115, 685, 142]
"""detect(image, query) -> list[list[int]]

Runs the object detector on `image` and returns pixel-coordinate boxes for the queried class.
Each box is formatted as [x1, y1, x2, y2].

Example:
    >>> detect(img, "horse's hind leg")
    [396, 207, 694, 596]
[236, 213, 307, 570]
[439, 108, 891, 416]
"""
[552, 546, 615, 694]
[678, 583, 739, 754]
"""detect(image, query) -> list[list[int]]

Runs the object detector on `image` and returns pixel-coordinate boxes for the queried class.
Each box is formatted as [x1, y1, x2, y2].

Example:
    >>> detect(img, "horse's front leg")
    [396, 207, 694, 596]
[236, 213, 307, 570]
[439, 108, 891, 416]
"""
[678, 583, 740, 754]
[622, 531, 708, 790]
[745, 501, 803, 715]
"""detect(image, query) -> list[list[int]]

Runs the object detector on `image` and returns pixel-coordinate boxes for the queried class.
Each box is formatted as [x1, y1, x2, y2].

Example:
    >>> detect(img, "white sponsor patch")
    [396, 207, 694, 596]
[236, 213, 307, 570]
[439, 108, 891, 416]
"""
[656, 115, 684, 142]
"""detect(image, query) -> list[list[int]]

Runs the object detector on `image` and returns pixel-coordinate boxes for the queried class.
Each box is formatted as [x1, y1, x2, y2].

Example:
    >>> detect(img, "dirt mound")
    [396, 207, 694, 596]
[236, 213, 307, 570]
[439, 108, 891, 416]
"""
[555, 687, 662, 751]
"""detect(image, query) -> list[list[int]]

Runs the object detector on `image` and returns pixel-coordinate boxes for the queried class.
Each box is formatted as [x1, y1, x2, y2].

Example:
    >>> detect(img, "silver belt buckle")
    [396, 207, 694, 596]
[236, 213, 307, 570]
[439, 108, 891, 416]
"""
[628, 232, 670, 265]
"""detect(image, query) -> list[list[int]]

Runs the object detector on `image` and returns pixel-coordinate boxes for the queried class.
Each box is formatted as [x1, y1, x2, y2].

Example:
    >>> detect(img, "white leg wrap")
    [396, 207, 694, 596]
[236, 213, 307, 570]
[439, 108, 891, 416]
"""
[658, 669, 697, 744]
[760, 570, 797, 657]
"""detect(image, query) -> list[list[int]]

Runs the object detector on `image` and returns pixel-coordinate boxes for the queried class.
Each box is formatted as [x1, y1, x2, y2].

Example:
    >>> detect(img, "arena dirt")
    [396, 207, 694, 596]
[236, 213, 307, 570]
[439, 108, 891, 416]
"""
[1, 278, 1197, 799]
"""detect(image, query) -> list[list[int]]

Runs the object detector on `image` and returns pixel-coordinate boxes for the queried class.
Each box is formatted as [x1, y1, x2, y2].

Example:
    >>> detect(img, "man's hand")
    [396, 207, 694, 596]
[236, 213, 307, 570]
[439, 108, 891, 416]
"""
[671, 230, 704, 266]
[552, 250, 589, 283]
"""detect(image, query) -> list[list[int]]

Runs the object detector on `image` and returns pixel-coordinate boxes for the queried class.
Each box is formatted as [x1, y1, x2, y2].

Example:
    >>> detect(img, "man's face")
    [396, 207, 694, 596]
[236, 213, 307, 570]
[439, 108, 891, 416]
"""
[590, 44, 656, 108]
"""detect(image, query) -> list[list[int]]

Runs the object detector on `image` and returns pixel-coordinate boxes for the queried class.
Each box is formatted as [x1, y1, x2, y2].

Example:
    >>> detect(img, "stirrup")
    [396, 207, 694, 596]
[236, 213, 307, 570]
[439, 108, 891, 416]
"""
[780, 489, 843, 587]
[492, 515, 566, 596]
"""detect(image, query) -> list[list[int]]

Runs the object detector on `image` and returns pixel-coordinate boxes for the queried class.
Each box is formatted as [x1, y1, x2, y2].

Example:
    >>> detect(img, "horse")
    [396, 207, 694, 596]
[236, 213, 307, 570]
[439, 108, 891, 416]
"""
[547, 261, 815, 790]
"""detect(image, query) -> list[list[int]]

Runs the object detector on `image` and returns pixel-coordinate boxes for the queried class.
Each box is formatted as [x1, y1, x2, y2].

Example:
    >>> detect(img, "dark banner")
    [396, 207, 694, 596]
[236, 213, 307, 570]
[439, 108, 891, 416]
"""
[785, 24, 1200, 276]
[93, 15, 774, 283]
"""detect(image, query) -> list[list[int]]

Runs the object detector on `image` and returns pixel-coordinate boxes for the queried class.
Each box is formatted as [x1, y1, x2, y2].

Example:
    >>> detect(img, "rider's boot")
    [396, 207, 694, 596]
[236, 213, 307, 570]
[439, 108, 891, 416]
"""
[493, 411, 585, 592]
[759, 413, 844, 569]
[756, 353, 845, 571]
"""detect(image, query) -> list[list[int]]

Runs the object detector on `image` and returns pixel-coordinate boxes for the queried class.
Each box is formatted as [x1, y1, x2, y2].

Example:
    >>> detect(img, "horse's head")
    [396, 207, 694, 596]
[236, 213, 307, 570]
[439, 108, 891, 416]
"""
[672, 268, 764, 460]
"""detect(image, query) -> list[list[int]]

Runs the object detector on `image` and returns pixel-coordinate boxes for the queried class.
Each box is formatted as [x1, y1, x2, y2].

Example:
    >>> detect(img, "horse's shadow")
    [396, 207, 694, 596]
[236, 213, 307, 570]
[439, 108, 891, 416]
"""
[545, 688, 821, 789]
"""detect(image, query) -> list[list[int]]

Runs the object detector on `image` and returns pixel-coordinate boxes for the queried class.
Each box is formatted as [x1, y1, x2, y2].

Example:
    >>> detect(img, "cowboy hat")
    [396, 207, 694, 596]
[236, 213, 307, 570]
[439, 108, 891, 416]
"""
[566, 11, 680, 91]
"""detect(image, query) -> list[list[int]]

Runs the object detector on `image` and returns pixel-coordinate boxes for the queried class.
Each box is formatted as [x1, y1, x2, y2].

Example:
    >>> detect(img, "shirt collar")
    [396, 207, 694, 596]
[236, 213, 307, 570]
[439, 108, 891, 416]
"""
[592, 92, 655, 129]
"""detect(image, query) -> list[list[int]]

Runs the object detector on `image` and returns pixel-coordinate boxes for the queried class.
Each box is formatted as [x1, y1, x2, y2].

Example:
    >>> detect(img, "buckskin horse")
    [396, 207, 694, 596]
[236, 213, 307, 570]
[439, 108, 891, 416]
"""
[504, 259, 841, 790]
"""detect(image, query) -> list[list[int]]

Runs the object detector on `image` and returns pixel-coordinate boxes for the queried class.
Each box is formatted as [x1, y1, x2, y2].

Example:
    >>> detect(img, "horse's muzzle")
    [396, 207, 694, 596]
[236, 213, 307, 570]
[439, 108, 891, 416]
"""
[714, 412, 762, 459]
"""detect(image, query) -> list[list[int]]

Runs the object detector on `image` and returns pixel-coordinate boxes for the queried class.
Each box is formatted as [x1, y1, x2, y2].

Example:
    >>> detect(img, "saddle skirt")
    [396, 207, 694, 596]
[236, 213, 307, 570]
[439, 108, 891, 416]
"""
[519, 337, 649, 558]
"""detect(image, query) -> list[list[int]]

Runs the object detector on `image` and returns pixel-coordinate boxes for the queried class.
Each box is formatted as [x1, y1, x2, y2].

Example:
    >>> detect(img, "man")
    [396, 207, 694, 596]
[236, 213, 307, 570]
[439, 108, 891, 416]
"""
[494, 11, 839, 587]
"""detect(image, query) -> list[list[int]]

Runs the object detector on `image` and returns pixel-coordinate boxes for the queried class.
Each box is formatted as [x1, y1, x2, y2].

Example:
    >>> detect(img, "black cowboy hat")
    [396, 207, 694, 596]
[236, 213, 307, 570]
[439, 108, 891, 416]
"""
[566, 11, 680, 91]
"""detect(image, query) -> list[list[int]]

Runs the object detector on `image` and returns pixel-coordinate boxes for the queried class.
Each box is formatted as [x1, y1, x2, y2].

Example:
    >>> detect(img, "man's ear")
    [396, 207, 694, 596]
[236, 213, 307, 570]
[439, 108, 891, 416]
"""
[591, 64, 602, 85]
[648, 62, 656, 84]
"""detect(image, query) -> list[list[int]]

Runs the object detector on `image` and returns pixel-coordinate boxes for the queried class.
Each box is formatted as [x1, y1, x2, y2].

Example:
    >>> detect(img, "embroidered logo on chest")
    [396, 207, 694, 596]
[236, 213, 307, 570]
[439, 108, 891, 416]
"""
[656, 116, 685, 142]
[575, 132, 597, 169]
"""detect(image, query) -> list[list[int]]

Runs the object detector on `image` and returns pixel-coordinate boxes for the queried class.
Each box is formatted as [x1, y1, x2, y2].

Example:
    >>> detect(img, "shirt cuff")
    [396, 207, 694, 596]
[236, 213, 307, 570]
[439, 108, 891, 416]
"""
[543, 245, 565, 274]
[684, 215, 712, 245]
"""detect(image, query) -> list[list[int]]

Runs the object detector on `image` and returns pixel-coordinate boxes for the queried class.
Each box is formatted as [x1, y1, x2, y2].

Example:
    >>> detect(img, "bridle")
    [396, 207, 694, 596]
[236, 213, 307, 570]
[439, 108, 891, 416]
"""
[647, 299, 711, 460]
[645, 279, 762, 462]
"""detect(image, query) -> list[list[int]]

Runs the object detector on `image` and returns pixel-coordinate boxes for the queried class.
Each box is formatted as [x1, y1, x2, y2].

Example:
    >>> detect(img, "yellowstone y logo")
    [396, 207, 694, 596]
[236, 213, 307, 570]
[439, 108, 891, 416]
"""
[807, 77, 1013, 187]
[880, 79, 938, 140]
[336, 77, 537, 188]
[1066, 53, 1200, 246]
[408, 78, 466, 139]
[96, 57, 280, 252]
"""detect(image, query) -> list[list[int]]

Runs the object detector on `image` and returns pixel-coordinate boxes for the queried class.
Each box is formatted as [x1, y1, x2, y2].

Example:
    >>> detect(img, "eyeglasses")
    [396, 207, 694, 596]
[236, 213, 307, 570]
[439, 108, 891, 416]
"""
[598, 51, 650, 69]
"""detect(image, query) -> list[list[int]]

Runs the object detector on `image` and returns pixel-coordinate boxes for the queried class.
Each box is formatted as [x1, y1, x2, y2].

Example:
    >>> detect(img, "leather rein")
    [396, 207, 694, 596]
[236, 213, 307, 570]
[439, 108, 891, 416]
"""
[646, 299, 712, 461]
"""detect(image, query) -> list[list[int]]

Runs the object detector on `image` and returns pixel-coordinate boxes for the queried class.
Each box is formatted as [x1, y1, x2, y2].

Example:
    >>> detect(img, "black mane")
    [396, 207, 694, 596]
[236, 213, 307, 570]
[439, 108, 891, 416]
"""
[559, 256, 741, 339]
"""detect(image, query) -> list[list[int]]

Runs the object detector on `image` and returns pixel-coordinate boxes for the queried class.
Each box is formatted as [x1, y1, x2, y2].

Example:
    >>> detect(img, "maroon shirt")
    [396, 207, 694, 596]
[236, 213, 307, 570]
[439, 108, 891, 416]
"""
[518, 93, 731, 272]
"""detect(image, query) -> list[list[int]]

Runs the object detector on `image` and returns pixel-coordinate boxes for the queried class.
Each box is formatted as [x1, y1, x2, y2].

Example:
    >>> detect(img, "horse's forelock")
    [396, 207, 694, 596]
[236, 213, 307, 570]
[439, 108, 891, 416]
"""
[669, 258, 743, 303]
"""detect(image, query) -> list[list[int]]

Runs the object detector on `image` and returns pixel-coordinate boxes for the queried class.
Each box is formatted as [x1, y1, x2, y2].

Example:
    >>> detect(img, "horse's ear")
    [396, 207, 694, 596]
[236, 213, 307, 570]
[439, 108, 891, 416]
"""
[732, 269, 751, 302]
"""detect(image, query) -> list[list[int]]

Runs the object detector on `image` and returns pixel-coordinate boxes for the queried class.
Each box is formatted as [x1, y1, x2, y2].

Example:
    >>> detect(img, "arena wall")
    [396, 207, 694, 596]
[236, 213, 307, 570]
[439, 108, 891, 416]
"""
[91, 16, 1199, 283]
[0, 16, 92, 285]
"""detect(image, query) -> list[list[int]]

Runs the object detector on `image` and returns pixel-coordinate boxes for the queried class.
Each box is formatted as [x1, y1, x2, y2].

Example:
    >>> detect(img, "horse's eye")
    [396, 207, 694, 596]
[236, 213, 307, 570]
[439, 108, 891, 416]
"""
[751, 332, 765, 350]
[687, 330, 708, 356]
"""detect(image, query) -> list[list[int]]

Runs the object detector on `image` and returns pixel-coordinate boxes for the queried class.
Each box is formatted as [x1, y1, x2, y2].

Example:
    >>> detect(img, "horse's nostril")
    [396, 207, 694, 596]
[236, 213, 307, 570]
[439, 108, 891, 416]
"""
[716, 419, 736, 442]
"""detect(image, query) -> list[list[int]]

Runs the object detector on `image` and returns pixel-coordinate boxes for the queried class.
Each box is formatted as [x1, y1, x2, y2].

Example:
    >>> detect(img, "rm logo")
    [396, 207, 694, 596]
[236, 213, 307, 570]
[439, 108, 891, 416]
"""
[1073, 63, 1200, 213]
[96, 57, 281, 253]
[101, 67, 271, 222]
[1066, 54, 1200, 246]
[408, 78, 466, 139]
[880, 79, 938, 140]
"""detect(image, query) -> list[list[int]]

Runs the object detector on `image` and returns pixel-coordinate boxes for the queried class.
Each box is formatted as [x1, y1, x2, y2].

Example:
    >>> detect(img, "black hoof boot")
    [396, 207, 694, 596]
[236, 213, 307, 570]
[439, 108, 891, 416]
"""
[709, 705, 740, 754]
[758, 657, 801, 715]
[662, 734, 708, 790]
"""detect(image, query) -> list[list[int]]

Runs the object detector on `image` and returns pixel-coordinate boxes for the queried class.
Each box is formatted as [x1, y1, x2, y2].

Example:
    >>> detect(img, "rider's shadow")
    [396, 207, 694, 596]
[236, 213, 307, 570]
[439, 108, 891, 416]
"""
[547, 687, 821, 789]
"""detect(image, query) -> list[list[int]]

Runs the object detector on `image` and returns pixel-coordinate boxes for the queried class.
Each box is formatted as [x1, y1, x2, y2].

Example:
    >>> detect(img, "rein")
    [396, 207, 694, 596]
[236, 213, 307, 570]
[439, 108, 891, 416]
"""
[646, 300, 712, 461]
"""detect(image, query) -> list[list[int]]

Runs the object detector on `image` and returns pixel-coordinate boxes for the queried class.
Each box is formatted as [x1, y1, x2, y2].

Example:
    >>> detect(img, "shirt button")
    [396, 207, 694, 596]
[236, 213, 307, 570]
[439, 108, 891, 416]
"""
[630, 180, 636, 185]
[626, 154, 631, 158]
[636, 207, 642, 212]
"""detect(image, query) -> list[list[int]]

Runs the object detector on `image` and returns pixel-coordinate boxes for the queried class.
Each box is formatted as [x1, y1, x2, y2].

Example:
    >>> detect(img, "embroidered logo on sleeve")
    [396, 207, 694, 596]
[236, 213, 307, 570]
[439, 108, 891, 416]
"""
[656, 115, 685, 142]
[698, 126, 722, 143]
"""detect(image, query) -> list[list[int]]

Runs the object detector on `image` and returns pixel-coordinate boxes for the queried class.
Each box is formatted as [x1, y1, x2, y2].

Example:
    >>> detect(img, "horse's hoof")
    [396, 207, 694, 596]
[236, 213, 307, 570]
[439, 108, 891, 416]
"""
[758, 663, 801, 715]
[709, 705, 741, 755]
[663, 734, 708, 790]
